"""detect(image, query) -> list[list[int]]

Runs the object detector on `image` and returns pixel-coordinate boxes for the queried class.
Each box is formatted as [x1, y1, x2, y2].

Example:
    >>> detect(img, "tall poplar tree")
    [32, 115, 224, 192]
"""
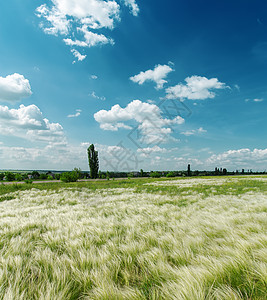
[87, 144, 99, 179]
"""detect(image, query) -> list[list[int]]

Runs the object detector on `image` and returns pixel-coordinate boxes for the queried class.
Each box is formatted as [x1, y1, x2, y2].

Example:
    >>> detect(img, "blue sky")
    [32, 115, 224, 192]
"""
[0, 0, 267, 171]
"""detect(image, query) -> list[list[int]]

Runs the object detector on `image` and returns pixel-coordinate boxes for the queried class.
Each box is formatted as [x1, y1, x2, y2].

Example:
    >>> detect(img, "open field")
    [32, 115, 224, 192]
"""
[0, 176, 266, 299]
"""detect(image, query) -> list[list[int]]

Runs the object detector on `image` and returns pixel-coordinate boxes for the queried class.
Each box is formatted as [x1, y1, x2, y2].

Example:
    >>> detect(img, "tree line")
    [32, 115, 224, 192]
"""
[1, 144, 266, 183]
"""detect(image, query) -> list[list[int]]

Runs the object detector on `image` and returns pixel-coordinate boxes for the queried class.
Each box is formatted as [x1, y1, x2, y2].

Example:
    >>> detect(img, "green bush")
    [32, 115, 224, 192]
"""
[39, 174, 48, 180]
[5, 172, 16, 181]
[73, 168, 83, 179]
[15, 173, 23, 181]
[60, 171, 79, 183]
[166, 171, 176, 178]
[31, 171, 40, 179]
[127, 172, 134, 178]
[150, 171, 161, 178]
[24, 179, 33, 184]
[55, 174, 61, 180]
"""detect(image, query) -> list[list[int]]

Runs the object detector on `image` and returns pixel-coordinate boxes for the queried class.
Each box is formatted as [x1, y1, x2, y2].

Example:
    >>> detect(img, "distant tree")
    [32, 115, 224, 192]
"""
[60, 170, 79, 182]
[5, 172, 15, 181]
[55, 174, 61, 180]
[39, 173, 48, 180]
[150, 171, 161, 178]
[15, 173, 23, 181]
[46, 171, 54, 179]
[187, 164, 191, 177]
[0, 173, 5, 180]
[98, 171, 106, 179]
[87, 144, 99, 179]
[140, 169, 144, 177]
[73, 167, 83, 179]
[194, 170, 199, 177]
[223, 168, 227, 175]
[31, 171, 40, 179]
[127, 172, 134, 178]
[166, 171, 175, 178]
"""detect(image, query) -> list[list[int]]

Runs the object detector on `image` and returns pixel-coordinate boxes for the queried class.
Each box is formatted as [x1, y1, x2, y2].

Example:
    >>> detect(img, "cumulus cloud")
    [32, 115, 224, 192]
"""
[91, 75, 98, 79]
[130, 64, 174, 89]
[181, 127, 207, 136]
[206, 148, 267, 170]
[0, 73, 32, 103]
[36, 0, 139, 60]
[123, 0, 139, 16]
[67, 109, 81, 118]
[36, 0, 120, 32]
[166, 76, 227, 100]
[136, 145, 177, 157]
[36, 4, 70, 35]
[137, 145, 168, 154]
[0, 104, 65, 143]
[71, 49, 86, 62]
[0, 142, 89, 170]
[64, 25, 114, 48]
[94, 99, 184, 143]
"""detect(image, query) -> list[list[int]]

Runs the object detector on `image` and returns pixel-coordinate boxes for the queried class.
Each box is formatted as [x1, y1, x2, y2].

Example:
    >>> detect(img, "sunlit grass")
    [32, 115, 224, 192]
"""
[0, 176, 266, 299]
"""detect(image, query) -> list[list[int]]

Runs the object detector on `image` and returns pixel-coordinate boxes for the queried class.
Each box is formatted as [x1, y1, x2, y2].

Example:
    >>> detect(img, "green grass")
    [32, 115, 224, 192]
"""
[0, 176, 266, 299]
[1, 175, 266, 198]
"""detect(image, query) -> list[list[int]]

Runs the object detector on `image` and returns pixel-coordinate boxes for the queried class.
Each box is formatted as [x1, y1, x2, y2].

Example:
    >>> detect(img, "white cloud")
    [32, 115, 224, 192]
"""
[123, 0, 139, 16]
[91, 75, 98, 79]
[36, 4, 70, 35]
[245, 98, 264, 103]
[166, 76, 227, 100]
[0, 142, 89, 170]
[0, 104, 65, 143]
[181, 127, 207, 136]
[198, 127, 207, 133]
[136, 145, 177, 157]
[130, 64, 174, 89]
[71, 49, 86, 61]
[67, 109, 81, 118]
[137, 145, 168, 154]
[173, 157, 204, 168]
[90, 91, 106, 101]
[234, 84, 240, 91]
[0, 73, 32, 103]
[99, 122, 132, 131]
[64, 25, 113, 48]
[206, 148, 267, 170]
[34, 66, 40, 72]
[36, 0, 139, 60]
[94, 99, 184, 143]
[53, 0, 120, 28]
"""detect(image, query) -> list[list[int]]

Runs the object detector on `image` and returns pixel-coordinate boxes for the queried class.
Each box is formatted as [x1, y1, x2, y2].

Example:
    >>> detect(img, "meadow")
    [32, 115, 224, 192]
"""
[0, 176, 266, 299]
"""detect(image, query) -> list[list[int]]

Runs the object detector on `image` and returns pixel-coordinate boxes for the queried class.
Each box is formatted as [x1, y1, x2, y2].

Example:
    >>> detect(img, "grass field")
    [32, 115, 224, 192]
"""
[0, 176, 266, 299]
